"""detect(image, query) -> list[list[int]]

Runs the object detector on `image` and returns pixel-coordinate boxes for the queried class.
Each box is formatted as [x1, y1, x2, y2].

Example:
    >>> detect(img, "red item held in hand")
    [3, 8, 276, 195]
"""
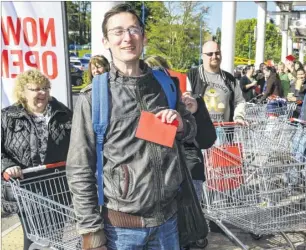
[135, 111, 178, 148]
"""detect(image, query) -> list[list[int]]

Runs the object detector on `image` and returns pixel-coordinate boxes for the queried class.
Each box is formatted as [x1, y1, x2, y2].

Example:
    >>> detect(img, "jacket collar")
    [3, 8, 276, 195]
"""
[109, 60, 150, 82]
[7, 97, 69, 118]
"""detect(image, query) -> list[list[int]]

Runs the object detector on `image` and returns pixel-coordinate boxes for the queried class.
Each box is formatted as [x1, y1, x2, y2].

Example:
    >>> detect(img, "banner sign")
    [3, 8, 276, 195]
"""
[1, 2, 70, 108]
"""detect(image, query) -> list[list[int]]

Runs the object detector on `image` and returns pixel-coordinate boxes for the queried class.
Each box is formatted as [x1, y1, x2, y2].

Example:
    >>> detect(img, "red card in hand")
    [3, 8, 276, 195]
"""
[135, 111, 178, 148]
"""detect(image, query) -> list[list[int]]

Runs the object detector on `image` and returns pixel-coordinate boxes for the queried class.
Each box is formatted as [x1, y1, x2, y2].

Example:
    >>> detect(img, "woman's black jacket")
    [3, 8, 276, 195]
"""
[1, 97, 72, 174]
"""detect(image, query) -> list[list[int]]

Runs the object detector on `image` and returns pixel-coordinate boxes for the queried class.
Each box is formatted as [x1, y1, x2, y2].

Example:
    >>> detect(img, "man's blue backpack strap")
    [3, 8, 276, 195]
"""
[152, 70, 177, 110]
[92, 72, 109, 205]
[92, 70, 176, 206]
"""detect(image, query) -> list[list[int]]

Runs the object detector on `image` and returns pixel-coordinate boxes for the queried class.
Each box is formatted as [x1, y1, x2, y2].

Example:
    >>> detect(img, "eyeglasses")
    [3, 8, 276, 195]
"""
[108, 27, 143, 37]
[26, 86, 51, 92]
[203, 51, 221, 57]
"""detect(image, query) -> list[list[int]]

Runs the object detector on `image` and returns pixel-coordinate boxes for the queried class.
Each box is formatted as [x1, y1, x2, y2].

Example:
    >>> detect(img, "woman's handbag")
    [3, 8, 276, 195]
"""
[177, 146, 209, 246]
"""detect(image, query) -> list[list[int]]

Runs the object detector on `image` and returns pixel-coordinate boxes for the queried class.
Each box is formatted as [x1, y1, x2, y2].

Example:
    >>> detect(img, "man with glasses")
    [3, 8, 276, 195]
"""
[185, 40, 246, 235]
[66, 3, 196, 250]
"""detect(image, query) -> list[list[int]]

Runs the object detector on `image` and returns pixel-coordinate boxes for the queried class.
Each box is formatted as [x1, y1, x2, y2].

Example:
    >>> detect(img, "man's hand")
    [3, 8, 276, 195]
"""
[155, 109, 184, 132]
[286, 60, 294, 72]
[234, 118, 249, 126]
[287, 96, 297, 102]
[4, 166, 23, 179]
[182, 92, 198, 114]
[251, 81, 258, 87]
[295, 79, 303, 91]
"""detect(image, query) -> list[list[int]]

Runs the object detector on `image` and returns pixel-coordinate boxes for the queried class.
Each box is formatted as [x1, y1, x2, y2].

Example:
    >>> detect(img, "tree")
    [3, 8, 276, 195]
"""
[66, 1, 91, 45]
[235, 18, 282, 62]
[214, 27, 221, 44]
[144, 2, 210, 70]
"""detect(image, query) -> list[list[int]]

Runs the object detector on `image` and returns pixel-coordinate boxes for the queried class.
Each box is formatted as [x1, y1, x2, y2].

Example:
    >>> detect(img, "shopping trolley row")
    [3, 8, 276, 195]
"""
[202, 120, 306, 250]
[2, 120, 305, 250]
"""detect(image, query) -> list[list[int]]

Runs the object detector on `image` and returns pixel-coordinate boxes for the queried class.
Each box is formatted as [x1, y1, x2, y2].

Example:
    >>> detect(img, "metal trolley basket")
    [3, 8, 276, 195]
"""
[202, 121, 306, 250]
[3, 163, 81, 250]
[245, 102, 297, 123]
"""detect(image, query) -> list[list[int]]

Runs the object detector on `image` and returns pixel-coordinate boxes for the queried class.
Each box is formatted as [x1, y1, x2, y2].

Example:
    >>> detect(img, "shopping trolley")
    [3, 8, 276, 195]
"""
[245, 100, 297, 123]
[3, 162, 81, 250]
[202, 121, 306, 250]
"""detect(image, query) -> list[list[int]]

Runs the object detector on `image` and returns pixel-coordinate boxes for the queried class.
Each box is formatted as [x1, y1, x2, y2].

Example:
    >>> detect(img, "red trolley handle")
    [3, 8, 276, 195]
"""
[289, 118, 306, 125]
[2, 161, 66, 181]
[213, 122, 242, 127]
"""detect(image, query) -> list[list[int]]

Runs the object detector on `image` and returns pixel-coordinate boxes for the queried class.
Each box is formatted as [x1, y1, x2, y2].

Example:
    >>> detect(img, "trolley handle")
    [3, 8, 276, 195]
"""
[247, 94, 264, 104]
[213, 121, 249, 127]
[289, 118, 306, 125]
[2, 161, 66, 181]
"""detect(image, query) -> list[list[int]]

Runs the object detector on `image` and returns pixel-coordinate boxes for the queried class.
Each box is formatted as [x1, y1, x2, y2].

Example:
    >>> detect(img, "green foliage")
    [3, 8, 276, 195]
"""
[78, 50, 91, 58]
[82, 70, 90, 86]
[144, 2, 210, 70]
[66, 1, 91, 45]
[235, 18, 281, 62]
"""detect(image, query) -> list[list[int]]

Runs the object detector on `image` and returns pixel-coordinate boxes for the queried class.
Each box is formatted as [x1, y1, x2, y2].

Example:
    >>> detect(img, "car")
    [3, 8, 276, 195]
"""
[69, 44, 82, 50]
[82, 43, 91, 50]
[82, 53, 91, 59]
[70, 64, 83, 86]
[69, 52, 78, 57]
[80, 58, 90, 71]
[70, 57, 84, 71]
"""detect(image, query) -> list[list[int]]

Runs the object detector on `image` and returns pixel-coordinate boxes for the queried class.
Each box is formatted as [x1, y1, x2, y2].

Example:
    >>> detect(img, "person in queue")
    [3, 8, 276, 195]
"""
[88, 55, 110, 82]
[1, 69, 72, 250]
[66, 4, 197, 250]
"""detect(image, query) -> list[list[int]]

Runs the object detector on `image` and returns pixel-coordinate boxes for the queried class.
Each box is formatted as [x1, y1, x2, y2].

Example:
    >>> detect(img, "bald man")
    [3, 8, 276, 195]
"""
[186, 41, 246, 123]
[184, 41, 246, 237]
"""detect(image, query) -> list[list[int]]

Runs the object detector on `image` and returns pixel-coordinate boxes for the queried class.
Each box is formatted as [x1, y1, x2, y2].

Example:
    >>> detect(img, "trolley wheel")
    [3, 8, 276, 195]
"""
[195, 238, 208, 248]
[250, 233, 262, 240]
[189, 238, 209, 249]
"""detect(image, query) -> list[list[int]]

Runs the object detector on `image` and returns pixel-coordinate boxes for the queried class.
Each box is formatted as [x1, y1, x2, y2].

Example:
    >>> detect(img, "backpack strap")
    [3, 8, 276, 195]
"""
[152, 70, 177, 110]
[92, 72, 109, 206]
[219, 70, 236, 122]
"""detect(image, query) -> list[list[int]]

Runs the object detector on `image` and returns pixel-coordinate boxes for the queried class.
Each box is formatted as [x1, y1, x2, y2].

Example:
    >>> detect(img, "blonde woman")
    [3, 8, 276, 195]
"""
[1, 69, 72, 249]
[88, 55, 110, 82]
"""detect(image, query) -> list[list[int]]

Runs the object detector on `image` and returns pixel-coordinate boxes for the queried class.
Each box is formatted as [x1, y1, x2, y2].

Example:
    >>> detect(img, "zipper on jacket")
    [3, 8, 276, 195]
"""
[135, 83, 163, 221]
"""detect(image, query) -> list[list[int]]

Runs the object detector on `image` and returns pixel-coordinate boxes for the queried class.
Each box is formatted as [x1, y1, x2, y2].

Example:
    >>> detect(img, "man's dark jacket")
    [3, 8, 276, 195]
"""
[171, 72, 216, 181]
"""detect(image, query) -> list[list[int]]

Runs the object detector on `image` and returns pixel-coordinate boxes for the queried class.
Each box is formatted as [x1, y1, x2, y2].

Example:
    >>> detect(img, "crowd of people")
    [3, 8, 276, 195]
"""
[239, 56, 306, 119]
[1, 3, 306, 250]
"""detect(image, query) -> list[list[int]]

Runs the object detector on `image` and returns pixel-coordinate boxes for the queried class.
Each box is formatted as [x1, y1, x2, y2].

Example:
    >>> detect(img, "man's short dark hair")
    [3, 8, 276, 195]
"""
[102, 3, 144, 39]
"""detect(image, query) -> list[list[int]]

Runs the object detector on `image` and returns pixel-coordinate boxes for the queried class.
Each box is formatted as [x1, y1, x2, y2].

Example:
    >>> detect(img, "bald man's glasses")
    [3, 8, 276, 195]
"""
[203, 51, 221, 57]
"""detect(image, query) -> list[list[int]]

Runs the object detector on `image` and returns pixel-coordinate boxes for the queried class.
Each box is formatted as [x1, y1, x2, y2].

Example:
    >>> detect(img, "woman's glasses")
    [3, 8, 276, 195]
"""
[26, 86, 51, 92]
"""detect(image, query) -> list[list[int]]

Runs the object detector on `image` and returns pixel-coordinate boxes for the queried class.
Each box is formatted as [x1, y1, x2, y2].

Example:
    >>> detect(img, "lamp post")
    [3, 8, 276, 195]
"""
[142, 2, 145, 59]
[199, 20, 202, 65]
[199, 7, 209, 66]
[248, 33, 252, 60]
[246, 31, 254, 61]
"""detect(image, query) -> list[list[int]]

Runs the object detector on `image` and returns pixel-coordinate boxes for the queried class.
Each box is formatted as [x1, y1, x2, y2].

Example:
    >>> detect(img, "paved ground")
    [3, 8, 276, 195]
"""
[2, 214, 306, 250]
